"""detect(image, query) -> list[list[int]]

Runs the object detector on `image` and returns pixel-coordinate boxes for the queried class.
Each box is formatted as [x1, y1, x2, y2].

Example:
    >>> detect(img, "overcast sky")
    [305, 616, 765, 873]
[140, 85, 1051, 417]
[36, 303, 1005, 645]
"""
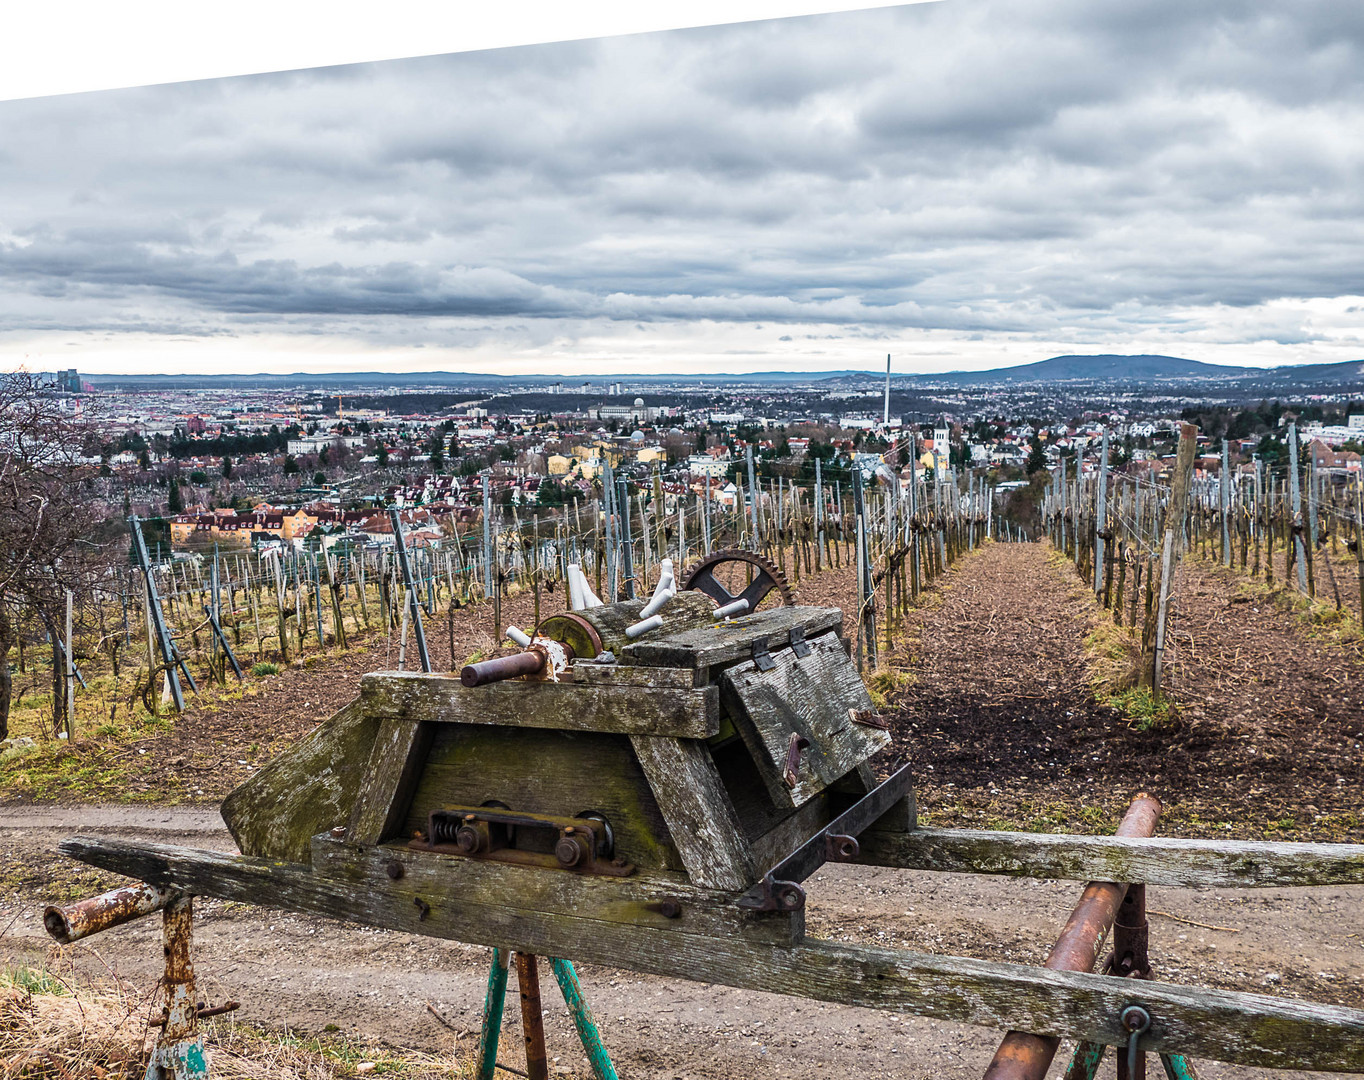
[2, 0, 1363, 376]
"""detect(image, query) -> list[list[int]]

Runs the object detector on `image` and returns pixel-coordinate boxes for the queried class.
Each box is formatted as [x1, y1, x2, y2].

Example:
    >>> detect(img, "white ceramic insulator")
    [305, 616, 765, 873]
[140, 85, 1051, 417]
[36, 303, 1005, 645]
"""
[578, 568, 605, 609]
[566, 564, 585, 611]
[625, 614, 664, 639]
[506, 625, 532, 648]
[639, 587, 674, 619]
[713, 598, 750, 620]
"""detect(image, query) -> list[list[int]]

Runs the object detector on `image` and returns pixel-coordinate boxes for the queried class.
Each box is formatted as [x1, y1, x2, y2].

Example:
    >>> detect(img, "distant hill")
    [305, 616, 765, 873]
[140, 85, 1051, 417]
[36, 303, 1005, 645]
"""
[1241, 358, 1364, 385]
[906, 354, 1258, 385]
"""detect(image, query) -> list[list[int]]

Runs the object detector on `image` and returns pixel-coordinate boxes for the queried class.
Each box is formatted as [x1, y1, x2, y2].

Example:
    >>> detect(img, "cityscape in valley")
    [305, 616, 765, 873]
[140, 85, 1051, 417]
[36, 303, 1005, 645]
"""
[34, 353, 1364, 555]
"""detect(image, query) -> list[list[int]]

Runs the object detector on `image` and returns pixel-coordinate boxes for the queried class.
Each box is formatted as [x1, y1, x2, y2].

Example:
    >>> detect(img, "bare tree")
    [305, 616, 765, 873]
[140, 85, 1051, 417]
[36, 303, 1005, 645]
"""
[0, 374, 109, 739]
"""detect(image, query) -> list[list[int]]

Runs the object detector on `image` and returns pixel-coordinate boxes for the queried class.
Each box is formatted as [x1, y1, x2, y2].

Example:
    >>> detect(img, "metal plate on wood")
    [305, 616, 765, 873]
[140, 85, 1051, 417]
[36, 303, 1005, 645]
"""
[720, 631, 890, 810]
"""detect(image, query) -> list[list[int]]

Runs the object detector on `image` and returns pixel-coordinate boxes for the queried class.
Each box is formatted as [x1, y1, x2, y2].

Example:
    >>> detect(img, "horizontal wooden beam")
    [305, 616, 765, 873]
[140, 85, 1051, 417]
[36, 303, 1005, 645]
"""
[359, 671, 718, 738]
[570, 664, 702, 689]
[624, 607, 842, 669]
[857, 827, 1364, 888]
[61, 836, 1364, 1072]
[309, 834, 798, 945]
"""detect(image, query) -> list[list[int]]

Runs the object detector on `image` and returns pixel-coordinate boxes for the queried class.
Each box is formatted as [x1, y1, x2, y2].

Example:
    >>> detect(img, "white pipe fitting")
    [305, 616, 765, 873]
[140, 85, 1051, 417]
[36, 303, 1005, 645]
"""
[713, 598, 750, 620]
[506, 625, 532, 648]
[625, 614, 664, 639]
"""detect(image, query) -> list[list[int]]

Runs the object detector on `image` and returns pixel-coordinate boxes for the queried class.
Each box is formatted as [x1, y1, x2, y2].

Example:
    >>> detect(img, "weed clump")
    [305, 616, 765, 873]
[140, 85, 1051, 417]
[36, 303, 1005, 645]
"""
[1108, 687, 1175, 732]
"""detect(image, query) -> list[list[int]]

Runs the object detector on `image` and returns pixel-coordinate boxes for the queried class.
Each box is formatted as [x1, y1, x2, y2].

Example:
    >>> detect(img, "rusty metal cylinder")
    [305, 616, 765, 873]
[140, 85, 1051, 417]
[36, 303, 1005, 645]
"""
[44, 881, 173, 944]
[461, 648, 548, 687]
[981, 793, 1163, 1080]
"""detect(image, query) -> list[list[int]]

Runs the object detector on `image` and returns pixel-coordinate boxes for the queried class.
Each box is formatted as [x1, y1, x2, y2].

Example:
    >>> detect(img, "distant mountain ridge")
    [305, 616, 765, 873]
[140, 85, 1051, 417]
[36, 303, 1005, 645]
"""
[907, 354, 1258, 384]
[77, 355, 1364, 391]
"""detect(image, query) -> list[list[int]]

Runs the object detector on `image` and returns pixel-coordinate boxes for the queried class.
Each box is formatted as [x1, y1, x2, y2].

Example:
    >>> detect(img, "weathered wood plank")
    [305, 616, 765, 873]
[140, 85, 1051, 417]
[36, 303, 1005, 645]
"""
[720, 630, 889, 809]
[347, 717, 430, 845]
[307, 833, 800, 945]
[857, 828, 1364, 887]
[569, 664, 701, 689]
[221, 698, 377, 862]
[406, 725, 684, 873]
[360, 671, 718, 738]
[577, 592, 719, 654]
[629, 735, 756, 891]
[624, 607, 842, 669]
[60, 836, 1364, 1073]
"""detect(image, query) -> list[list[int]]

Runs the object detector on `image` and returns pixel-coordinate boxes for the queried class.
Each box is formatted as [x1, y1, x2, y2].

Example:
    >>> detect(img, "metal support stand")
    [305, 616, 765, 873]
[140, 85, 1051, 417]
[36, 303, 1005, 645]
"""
[389, 509, 432, 672]
[1061, 884, 1201, 1080]
[476, 948, 511, 1080]
[130, 516, 196, 711]
[144, 895, 209, 1080]
[475, 951, 618, 1080]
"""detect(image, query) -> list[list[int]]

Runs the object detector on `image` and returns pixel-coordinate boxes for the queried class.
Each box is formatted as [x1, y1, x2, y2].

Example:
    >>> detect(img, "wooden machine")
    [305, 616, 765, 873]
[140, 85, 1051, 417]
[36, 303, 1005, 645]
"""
[45, 551, 1364, 1079]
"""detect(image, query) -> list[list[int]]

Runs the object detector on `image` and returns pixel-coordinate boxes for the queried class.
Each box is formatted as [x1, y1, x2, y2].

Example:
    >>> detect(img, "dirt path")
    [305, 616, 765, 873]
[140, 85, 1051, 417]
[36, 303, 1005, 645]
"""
[3, 812, 1361, 1080]
[883, 543, 1364, 842]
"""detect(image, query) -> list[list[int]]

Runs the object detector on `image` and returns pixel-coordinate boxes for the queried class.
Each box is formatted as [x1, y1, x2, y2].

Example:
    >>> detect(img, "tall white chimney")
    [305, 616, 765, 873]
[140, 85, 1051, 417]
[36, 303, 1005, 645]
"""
[883, 353, 891, 427]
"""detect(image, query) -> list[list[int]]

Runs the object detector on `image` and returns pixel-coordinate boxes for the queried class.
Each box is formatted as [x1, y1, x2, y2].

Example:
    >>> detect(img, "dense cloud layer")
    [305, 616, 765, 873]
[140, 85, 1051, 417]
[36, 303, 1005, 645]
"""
[2, 1, 1362, 372]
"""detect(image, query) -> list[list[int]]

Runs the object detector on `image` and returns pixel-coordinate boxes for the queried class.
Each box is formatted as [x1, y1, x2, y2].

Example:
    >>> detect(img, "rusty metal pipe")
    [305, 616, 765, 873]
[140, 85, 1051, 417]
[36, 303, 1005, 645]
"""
[982, 793, 1163, 1080]
[461, 649, 548, 687]
[44, 881, 173, 944]
[516, 953, 550, 1080]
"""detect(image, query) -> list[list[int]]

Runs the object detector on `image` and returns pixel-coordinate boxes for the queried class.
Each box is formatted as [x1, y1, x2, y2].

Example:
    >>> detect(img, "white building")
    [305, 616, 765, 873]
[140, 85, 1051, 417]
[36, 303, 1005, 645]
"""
[686, 454, 730, 477]
[286, 434, 366, 455]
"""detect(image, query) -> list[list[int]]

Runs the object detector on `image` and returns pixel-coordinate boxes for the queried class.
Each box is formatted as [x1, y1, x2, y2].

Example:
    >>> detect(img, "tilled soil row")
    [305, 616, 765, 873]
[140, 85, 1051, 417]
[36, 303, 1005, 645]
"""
[884, 542, 1364, 841]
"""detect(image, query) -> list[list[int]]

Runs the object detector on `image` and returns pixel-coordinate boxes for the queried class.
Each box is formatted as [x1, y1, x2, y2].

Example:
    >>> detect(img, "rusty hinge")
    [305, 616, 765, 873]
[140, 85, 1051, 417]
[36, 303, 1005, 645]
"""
[849, 707, 889, 730]
[752, 635, 776, 672]
[788, 625, 810, 659]
[782, 733, 811, 789]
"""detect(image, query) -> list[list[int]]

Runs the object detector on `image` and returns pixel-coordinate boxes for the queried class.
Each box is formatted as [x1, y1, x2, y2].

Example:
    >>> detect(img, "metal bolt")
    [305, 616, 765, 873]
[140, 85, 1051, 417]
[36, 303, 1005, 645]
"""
[555, 834, 588, 868]
[386, 861, 405, 881]
[330, 826, 347, 839]
[658, 899, 682, 919]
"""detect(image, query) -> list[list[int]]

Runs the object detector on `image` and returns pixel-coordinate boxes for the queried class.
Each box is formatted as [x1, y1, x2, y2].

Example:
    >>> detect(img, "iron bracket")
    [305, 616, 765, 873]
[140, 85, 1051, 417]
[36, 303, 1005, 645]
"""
[789, 625, 810, 659]
[751, 635, 776, 672]
[738, 763, 915, 911]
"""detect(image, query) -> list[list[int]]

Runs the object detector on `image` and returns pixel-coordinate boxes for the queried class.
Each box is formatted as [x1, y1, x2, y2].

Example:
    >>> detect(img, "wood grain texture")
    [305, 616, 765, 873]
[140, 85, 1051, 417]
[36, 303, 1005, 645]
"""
[220, 698, 377, 862]
[629, 735, 756, 891]
[857, 828, 1364, 887]
[307, 834, 800, 945]
[60, 835, 1364, 1073]
[720, 630, 889, 809]
[570, 664, 701, 689]
[623, 607, 842, 669]
[404, 725, 684, 873]
[360, 671, 718, 738]
[347, 717, 430, 845]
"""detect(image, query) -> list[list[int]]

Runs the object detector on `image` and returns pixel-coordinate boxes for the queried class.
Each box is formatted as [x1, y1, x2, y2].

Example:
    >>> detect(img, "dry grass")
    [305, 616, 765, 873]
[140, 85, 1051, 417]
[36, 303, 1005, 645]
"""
[1, 965, 152, 1080]
[0, 965, 524, 1080]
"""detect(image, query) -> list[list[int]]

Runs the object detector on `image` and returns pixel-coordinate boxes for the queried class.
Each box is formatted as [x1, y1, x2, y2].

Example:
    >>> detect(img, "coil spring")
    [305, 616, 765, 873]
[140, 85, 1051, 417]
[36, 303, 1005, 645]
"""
[429, 814, 461, 846]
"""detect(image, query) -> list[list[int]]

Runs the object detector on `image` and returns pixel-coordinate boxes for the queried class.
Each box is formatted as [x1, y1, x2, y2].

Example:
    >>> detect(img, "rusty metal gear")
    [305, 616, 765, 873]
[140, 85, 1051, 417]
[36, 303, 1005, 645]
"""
[680, 548, 795, 610]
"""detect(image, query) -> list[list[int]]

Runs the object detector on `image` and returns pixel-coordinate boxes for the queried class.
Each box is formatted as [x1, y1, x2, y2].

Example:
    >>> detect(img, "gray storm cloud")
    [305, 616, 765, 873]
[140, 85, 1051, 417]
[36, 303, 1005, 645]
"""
[1, 0, 1362, 364]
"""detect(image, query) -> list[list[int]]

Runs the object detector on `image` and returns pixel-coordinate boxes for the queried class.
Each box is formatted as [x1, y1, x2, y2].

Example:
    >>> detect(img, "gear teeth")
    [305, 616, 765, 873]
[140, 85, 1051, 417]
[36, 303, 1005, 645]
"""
[679, 547, 796, 608]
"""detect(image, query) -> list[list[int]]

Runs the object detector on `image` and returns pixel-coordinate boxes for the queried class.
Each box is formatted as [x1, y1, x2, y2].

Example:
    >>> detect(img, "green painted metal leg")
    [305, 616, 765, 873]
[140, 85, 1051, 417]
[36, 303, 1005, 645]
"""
[1161, 1053, 1200, 1080]
[549, 957, 619, 1080]
[476, 948, 511, 1080]
[1062, 1040, 1106, 1080]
